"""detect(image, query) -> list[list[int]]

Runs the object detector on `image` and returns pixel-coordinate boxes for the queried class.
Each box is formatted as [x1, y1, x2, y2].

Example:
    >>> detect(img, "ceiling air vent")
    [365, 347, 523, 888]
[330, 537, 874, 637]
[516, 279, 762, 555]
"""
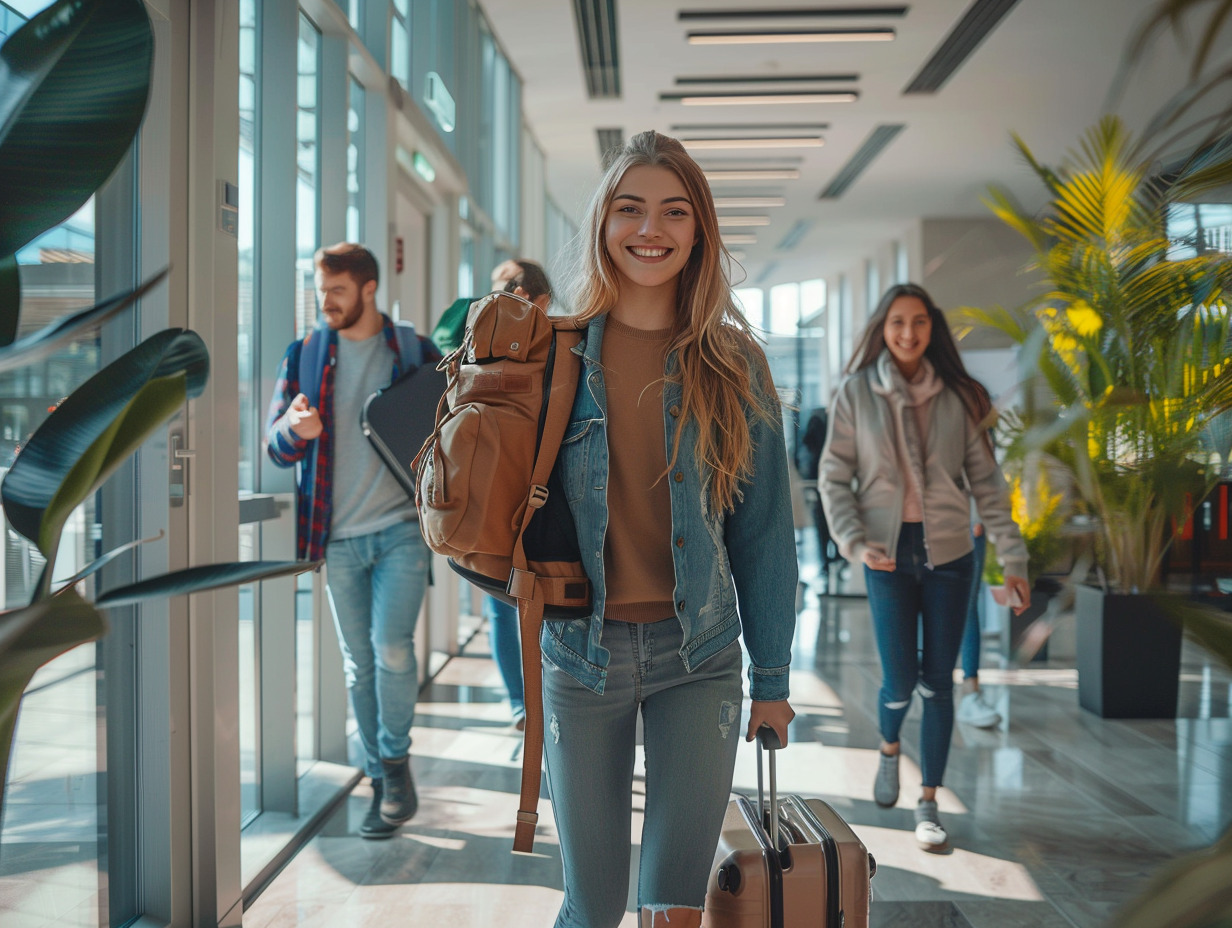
[596, 128, 625, 168]
[819, 124, 904, 199]
[574, 0, 621, 99]
[776, 220, 814, 252]
[903, 0, 1022, 94]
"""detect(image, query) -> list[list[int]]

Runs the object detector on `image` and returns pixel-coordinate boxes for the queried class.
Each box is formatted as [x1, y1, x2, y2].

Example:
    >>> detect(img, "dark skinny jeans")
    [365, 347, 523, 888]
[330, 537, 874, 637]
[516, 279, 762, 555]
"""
[864, 522, 975, 788]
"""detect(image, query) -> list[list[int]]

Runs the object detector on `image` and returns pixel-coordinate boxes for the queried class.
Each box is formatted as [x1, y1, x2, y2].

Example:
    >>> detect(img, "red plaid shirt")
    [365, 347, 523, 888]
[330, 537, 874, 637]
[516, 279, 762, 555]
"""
[265, 315, 439, 560]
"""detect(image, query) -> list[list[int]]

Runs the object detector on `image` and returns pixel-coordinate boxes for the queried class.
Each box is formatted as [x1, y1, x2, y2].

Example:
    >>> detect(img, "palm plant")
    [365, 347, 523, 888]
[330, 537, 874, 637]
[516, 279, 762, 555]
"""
[0, 0, 316, 824]
[957, 115, 1232, 594]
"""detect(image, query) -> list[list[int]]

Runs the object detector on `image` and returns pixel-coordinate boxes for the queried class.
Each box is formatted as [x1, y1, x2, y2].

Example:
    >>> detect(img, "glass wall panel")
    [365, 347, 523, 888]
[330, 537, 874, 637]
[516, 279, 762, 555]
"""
[390, 0, 409, 89]
[295, 13, 321, 338]
[347, 77, 365, 243]
[238, 523, 260, 825]
[295, 570, 315, 762]
[0, 0, 24, 40]
[0, 181, 137, 923]
[237, 0, 262, 829]
[800, 278, 826, 322]
[546, 199, 576, 284]
[476, 26, 495, 220]
[1168, 203, 1232, 258]
[895, 240, 910, 284]
[238, 0, 259, 494]
[769, 282, 800, 337]
[733, 287, 764, 329]
[458, 226, 475, 298]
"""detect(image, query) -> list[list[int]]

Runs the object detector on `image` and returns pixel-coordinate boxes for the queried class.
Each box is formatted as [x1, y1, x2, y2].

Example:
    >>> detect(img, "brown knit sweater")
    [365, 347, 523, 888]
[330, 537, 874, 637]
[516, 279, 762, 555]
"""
[600, 316, 677, 623]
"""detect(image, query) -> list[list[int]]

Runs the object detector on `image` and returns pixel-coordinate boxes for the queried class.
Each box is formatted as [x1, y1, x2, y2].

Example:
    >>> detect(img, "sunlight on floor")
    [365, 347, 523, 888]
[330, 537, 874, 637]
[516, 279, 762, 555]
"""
[859, 824, 1045, 902]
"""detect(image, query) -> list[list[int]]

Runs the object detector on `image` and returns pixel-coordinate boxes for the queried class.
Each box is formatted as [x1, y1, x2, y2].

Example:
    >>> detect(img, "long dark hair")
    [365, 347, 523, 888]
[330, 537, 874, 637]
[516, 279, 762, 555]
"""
[848, 282, 995, 440]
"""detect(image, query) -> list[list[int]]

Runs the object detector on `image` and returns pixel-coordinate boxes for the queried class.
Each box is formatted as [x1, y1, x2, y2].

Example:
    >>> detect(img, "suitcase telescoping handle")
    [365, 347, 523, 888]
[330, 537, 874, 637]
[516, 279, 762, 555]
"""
[756, 725, 784, 853]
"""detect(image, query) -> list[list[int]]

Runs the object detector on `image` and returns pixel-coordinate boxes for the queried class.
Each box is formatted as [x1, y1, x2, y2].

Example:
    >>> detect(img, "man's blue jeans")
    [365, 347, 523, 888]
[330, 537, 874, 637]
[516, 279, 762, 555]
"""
[864, 523, 974, 788]
[484, 595, 524, 720]
[960, 530, 987, 680]
[542, 618, 744, 928]
[325, 519, 429, 779]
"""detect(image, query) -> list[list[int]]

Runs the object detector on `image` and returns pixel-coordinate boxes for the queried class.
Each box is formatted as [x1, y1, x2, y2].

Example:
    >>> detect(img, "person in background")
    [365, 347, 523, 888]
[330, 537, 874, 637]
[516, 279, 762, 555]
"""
[798, 406, 842, 590]
[266, 243, 440, 840]
[541, 130, 797, 928]
[819, 282, 1029, 853]
[955, 520, 1002, 728]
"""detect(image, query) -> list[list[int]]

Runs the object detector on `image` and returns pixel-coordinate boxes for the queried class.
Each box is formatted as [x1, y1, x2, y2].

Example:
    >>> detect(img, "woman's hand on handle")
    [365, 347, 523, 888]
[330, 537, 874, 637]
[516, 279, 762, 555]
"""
[1004, 575, 1032, 615]
[746, 700, 795, 746]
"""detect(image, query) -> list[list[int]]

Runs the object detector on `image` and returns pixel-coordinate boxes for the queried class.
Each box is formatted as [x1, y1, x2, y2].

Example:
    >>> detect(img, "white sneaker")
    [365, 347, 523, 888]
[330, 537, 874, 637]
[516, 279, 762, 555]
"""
[915, 819, 949, 852]
[914, 800, 949, 852]
[956, 690, 1001, 729]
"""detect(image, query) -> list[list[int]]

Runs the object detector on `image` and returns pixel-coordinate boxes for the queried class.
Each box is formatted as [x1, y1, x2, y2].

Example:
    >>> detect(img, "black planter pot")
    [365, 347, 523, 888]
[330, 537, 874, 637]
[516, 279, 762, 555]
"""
[1075, 585, 1182, 719]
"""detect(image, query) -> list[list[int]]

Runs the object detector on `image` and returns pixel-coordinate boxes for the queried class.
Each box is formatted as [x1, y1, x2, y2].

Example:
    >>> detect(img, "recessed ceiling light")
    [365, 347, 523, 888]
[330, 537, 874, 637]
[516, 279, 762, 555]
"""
[687, 28, 896, 45]
[714, 197, 787, 208]
[665, 92, 858, 105]
[722, 233, 758, 245]
[705, 169, 801, 182]
[717, 215, 772, 227]
[684, 136, 825, 150]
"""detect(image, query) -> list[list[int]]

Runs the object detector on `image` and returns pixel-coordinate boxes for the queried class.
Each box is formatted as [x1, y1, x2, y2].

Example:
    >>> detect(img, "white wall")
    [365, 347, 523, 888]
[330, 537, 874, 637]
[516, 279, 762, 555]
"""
[921, 217, 1040, 350]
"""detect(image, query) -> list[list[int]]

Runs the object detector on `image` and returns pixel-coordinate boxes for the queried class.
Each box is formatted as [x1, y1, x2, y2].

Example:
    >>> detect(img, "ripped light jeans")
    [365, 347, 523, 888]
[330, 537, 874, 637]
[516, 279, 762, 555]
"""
[542, 617, 743, 928]
[324, 520, 429, 779]
[864, 522, 974, 788]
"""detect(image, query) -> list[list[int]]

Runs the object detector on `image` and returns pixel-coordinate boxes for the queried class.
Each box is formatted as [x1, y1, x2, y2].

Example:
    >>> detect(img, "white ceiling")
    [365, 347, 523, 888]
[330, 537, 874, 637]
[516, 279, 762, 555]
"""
[480, 0, 1207, 286]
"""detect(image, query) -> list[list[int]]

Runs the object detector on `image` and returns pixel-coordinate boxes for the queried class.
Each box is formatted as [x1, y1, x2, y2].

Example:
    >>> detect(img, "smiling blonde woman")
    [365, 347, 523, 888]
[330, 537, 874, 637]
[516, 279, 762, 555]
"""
[539, 130, 798, 928]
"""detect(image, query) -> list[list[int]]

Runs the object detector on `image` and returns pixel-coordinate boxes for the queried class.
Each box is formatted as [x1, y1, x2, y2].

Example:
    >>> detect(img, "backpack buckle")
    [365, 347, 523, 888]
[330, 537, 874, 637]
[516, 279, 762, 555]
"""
[507, 568, 535, 600]
[527, 484, 549, 509]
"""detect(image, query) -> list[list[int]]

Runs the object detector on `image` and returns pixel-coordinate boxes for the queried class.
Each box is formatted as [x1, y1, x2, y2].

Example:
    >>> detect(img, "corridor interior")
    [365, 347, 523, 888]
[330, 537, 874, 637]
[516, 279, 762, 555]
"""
[241, 543, 1232, 928]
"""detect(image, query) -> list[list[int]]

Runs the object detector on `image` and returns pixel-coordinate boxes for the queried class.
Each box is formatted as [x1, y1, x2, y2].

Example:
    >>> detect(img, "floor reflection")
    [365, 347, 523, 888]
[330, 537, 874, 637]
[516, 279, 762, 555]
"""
[245, 563, 1232, 928]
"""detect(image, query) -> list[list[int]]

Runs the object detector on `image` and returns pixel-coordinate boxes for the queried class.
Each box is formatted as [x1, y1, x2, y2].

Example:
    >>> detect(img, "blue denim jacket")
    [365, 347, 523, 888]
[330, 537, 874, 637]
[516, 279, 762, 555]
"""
[540, 315, 797, 701]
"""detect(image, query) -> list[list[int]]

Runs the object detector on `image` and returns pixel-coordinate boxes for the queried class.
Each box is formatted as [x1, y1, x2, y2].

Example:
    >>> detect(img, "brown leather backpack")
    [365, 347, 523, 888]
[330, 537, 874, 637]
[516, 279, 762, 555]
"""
[413, 290, 591, 853]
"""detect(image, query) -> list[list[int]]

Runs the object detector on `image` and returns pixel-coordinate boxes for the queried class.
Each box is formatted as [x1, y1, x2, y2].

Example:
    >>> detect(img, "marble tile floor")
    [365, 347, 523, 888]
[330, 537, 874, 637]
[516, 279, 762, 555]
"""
[245, 587, 1232, 928]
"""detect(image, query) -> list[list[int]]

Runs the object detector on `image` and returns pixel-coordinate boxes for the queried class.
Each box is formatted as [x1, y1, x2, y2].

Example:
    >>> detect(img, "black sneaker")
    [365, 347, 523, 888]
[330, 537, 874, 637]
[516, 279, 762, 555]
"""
[380, 755, 418, 825]
[359, 779, 398, 839]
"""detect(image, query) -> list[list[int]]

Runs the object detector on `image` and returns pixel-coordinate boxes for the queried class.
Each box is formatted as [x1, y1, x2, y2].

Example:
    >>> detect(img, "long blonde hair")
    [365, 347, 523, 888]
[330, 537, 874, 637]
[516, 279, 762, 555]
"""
[570, 130, 776, 513]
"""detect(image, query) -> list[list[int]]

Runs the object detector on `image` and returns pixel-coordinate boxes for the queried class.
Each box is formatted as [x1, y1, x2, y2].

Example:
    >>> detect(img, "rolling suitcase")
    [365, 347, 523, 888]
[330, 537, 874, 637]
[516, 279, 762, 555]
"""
[703, 729, 876, 928]
[361, 361, 449, 497]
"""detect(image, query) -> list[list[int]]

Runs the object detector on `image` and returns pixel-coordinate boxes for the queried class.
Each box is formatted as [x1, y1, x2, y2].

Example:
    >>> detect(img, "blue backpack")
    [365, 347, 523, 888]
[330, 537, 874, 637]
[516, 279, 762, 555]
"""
[297, 319, 426, 410]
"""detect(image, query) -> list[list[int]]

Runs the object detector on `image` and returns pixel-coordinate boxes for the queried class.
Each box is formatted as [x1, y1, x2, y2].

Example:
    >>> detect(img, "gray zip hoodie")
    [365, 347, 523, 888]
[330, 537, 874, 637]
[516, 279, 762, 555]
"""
[819, 351, 1028, 579]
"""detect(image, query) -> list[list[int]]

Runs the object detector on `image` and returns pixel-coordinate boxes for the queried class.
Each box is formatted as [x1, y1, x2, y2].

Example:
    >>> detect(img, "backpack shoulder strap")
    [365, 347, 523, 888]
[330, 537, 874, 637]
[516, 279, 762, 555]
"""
[511, 325, 584, 854]
[392, 320, 424, 373]
[299, 326, 331, 409]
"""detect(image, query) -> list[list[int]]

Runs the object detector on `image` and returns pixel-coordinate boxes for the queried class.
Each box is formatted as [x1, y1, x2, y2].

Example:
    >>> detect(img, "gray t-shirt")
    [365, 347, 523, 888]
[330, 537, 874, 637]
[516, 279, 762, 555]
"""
[330, 333, 414, 540]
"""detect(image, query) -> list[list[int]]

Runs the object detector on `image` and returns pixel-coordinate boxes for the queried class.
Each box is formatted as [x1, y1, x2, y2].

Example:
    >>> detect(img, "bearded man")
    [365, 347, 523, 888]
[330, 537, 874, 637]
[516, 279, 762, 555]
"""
[266, 242, 439, 838]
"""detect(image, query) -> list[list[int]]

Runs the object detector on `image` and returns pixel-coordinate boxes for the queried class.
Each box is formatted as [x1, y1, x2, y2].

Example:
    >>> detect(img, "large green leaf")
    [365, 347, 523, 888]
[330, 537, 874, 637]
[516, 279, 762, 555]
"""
[0, 0, 153, 258]
[51, 530, 164, 592]
[0, 589, 107, 824]
[96, 560, 322, 608]
[0, 255, 16, 347]
[0, 270, 164, 375]
[1, 329, 208, 585]
[1105, 829, 1232, 928]
[0, 0, 96, 146]
[1125, 0, 1232, 81]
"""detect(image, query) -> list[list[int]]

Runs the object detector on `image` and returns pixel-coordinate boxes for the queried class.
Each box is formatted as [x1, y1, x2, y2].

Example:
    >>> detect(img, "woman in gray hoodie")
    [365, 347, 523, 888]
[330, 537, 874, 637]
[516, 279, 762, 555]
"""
[820, 283, 1030, 852]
